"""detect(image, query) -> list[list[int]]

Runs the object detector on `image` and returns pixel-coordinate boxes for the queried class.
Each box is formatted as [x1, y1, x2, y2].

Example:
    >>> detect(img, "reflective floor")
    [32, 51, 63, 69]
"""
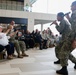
[0, 47, 76, 75]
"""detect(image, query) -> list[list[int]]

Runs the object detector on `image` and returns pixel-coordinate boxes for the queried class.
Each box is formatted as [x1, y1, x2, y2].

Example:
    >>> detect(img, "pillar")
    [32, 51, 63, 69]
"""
[27, 18, 34, 32]
[41, 24, 43, 33]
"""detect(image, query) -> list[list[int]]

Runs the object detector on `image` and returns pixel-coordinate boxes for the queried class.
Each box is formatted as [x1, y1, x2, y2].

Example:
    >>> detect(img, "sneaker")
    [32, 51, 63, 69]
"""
[18, 55, 23, 58]
[22, 53, 29, 57]
[7, 55, 13, 60]
[12, 54, 17, 57]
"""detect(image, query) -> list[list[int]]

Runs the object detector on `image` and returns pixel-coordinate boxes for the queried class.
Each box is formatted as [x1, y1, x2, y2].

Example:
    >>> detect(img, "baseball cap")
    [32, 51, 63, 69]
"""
[57, 12, 64, 18]
[71, 1, 76, 6]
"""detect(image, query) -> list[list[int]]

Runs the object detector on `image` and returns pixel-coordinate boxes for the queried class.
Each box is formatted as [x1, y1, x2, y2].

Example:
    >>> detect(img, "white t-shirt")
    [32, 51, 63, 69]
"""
[0, 33, 9, 46]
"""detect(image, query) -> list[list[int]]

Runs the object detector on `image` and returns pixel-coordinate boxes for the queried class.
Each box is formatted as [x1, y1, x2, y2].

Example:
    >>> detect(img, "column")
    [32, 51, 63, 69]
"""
[41, 24, 43, 33]
[27, 18, 34, 32]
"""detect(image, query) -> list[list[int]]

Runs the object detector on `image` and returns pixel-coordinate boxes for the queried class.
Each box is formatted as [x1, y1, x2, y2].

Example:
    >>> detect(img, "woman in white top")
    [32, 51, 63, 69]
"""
[0, 26, 14, 59]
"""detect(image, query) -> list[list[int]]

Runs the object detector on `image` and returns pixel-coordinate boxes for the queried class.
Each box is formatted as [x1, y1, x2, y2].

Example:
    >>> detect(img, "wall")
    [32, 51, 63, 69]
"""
[0, 9, 56, 32]
[0, 0, 24, 11]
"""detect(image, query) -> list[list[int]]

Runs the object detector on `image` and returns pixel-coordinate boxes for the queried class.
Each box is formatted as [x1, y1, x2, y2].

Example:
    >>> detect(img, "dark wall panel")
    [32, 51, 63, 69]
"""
[11, 0, 24, 2]
[0, 17, 28, 24]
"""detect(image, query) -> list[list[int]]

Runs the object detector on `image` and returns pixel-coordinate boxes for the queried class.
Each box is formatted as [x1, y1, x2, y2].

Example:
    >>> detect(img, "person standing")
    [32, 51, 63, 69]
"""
[52, 12, 71, 65]
[52, 1, 76, 75]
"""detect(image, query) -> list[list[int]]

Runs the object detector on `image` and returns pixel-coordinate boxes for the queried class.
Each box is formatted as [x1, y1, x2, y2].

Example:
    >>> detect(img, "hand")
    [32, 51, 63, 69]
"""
[7, 25, 13, 30]
[53, 20, 58, 25]
[72, 40, 76, 48]
[9, 33, 14, 37]
[65, 14, 70, 20]
[51, 20, 58, 25]
[15, 30, 18, 33]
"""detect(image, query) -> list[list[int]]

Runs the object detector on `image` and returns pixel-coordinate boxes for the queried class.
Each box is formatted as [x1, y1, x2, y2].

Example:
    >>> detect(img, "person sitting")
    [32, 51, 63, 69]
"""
[34, 29, 43, 50]
[41, 30, 48, 49]
[7, 21, 29, 58]
[0, 26, 14, 59]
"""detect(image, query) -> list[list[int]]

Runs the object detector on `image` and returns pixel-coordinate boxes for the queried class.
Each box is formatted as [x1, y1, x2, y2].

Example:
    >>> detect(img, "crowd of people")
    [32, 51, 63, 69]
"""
[13, 27, 60, 50]
[0, 20, 60, 60]
[0, 21, 29, 59]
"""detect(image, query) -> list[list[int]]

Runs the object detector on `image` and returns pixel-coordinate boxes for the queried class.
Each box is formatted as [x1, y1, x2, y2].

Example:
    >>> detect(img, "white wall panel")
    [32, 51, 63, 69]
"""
[0, 9, 56, 32]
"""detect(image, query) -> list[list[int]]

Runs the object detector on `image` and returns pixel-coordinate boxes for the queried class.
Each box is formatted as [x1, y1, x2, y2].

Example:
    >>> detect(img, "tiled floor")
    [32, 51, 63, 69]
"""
[0, 47, 76, 75]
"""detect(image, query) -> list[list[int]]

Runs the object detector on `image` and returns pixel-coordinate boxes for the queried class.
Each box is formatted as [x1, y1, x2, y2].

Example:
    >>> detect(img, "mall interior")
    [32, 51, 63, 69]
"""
[0, 0, 76, 75]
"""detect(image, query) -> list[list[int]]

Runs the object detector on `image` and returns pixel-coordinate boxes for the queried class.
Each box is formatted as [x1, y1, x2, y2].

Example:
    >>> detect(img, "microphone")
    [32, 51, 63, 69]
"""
[50, 22, 54, 26]
[50, 12, 71, 26]
[64, 12, 71, 16]
[50, 20, 57, 26]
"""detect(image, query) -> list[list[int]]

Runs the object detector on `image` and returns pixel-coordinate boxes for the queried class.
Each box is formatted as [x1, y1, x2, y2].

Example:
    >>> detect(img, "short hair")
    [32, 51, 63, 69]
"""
[71, 1, 76, 6]
[57, 12, 64, 18]
[11, 21, 15, 25]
